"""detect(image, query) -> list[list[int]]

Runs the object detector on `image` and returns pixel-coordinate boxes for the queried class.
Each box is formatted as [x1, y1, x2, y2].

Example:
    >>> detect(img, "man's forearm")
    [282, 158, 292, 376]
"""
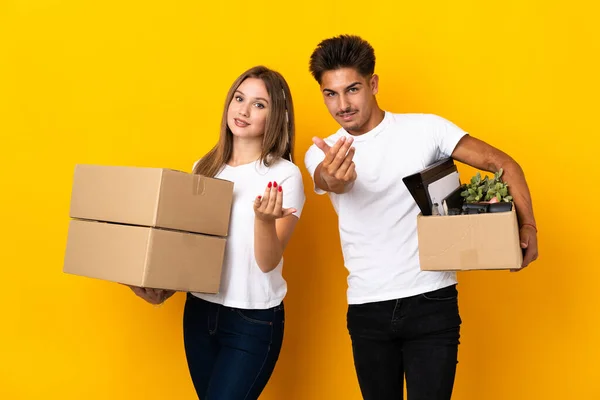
[494, 157, 536, 228]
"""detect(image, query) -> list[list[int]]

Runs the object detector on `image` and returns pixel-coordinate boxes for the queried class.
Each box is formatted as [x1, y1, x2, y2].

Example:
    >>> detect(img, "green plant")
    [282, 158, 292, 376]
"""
[461, 169, 513, 203]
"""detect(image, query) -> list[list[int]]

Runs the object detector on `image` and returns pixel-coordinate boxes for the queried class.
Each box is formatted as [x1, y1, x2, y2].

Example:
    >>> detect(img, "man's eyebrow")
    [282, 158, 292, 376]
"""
[322, 81, 362, 93]
[346, 82, 362, 90]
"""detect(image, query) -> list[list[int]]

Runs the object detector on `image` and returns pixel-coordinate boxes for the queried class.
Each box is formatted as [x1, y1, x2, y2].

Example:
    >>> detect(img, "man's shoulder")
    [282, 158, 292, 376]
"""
[385, 112, 447, 127]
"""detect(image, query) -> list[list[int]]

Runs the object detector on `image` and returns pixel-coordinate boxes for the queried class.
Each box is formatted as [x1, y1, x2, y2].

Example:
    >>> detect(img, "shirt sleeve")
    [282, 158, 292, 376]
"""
[304, 144, 327, 195]
[280, 165, 306, 218]
[431, 114, 469, 159]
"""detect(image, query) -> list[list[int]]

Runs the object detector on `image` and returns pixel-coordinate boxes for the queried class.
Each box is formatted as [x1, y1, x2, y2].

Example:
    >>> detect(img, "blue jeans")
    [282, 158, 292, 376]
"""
[347, 284, 462, 400]
[183, 293, 284, 400]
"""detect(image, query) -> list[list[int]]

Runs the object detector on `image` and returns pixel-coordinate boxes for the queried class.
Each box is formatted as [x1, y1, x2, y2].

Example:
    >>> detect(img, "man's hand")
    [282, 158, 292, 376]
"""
[513, 225, 539, 271]
[313, 136, 357, 194]
[451, 135, 539, 272]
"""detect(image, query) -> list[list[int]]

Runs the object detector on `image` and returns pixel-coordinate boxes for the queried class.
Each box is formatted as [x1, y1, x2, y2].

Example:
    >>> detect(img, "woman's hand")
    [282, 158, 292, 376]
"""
[126, 285, 175, 305]
[253, 181, 296, 222]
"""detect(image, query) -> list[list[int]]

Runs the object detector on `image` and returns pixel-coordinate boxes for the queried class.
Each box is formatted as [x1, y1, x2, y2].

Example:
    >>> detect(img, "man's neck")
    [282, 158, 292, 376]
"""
[347, 107, 385, 136]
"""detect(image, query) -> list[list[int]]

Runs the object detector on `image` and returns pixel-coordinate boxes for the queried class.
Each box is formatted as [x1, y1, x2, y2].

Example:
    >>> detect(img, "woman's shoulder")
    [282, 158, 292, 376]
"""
[269, 157, 303, 177]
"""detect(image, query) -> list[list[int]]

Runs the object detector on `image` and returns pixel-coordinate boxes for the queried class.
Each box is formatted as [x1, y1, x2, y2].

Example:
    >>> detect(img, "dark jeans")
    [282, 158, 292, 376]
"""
[347, 284, 462, 400]
[183, 293, 284, 400]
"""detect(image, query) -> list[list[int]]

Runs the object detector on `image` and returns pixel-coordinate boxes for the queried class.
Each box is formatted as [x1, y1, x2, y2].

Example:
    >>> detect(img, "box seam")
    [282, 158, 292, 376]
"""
[154, 170, 165, 228]
[142, 228, 154, 287]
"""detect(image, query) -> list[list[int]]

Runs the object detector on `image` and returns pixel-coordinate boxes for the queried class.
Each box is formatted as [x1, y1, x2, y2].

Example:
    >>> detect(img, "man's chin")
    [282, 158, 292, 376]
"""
[342, 122, 361, 133]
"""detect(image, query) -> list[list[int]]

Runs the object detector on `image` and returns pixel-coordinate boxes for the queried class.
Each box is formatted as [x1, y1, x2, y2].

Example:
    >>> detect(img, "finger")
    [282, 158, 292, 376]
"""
[275, 185, 284, 215]
[329, 137, 354, 171]
[162, 290, 176, 302]
[336, 147, 356, 177]
[266, 181, 278, 213]
[522, 240, 539, 268]
[155, 290, 169, 304]
[512, 261, 531, 272]
[259, 182, 272, 211]
[342, 162, 356, 181]
[150, 290, 163, 304]
[134, 287, 152, 301]
[520, 235, 529, 249]
[312, 136, 331, 154]
[146, 288, 160, 302]
[522, 248, 533, 268]
[520, 230, 533, 267]
[324, 137, 347, 165]
[281, 207, 297, 218]
[130, 286, 145, 297]
[253, 195, 262, 210]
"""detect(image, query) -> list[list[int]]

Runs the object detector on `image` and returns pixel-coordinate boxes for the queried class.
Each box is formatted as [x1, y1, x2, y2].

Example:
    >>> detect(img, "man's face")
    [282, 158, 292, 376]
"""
[320, 68, 379, 134]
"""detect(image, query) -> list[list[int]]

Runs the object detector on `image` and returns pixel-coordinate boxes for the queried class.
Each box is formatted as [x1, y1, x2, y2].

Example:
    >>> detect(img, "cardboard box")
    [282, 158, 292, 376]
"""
[64, 219, 225, 292]
[417, 209, 523, 271]
[70, 164, 233, 237]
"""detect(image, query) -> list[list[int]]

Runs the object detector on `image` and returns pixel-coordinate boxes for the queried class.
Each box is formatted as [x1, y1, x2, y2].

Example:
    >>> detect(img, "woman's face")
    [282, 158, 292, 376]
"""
[227, 77, 270, 139]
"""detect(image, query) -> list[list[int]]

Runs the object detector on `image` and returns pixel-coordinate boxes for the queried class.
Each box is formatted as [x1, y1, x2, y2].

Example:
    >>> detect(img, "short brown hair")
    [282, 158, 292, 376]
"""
[309, 35, 376, 84]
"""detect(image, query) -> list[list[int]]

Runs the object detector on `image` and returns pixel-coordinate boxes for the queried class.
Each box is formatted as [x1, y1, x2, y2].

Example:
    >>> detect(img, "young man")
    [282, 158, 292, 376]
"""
[304, 35, 538, 400]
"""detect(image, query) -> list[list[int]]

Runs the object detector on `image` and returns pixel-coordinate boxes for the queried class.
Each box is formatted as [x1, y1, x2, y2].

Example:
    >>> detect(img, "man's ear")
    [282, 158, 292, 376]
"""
[371, 74, 379, 95]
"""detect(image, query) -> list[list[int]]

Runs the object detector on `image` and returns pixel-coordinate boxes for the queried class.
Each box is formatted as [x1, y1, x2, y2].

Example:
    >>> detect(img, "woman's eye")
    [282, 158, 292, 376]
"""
[254, 103, 265, 109]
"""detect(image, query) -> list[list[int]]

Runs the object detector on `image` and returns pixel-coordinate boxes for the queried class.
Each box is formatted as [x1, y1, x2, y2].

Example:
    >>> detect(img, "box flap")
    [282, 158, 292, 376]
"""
[69, 165, 163, 227]
[155, 169, 234, 237]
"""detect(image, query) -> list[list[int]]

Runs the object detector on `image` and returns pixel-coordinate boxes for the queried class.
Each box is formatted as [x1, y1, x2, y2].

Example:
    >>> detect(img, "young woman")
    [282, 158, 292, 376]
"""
[130, 66, 305, 399]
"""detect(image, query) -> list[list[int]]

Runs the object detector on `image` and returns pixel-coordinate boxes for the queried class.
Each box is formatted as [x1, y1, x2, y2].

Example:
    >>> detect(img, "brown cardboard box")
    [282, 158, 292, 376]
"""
[70, 164, 233, 237]
[64, 219, 225, 292]
[417, 209, 523, 271]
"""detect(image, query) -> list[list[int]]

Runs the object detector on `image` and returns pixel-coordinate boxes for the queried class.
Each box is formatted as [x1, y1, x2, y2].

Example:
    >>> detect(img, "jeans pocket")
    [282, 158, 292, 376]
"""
[421, 285, 458, 301]
[235, 309, 274, 326]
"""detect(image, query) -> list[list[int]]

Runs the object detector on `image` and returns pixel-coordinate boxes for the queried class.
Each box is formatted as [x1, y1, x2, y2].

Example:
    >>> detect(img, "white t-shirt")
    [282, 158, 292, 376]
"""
[192, 158, 305, 309]
[304, 112, 468, 305]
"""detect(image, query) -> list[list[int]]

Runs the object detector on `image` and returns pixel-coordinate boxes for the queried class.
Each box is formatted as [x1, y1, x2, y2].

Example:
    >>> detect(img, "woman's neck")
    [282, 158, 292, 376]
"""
[228, 136, 263, 167]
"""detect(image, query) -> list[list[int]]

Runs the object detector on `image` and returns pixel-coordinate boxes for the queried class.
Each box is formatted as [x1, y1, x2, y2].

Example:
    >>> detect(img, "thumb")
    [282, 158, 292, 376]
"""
[312, 136, 330, 154]
[521, 232, 529, 249]
[281, 207, 297, 218]
[253, 195, 262, 210]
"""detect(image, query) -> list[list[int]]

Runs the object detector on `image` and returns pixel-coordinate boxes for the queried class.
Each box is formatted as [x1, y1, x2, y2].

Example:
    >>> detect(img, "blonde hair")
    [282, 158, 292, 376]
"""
[193, 66, 295, 177]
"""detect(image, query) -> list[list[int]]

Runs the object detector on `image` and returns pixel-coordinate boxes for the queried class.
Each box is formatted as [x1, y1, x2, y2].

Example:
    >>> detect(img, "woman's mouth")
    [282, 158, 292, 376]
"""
[234, 118, 250, 127]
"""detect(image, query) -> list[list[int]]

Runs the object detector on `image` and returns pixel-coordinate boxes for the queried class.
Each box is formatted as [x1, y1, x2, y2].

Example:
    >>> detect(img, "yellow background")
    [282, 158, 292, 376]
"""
[1, 1, 599, 399]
